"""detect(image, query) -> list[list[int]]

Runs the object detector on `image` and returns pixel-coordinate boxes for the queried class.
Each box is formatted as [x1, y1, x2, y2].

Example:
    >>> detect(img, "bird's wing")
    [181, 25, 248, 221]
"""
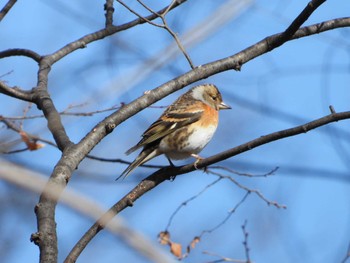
[125, 106, 203, 155]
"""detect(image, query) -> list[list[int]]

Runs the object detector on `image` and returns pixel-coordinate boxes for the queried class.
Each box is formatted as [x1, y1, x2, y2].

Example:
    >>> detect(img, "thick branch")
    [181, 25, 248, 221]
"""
[32, 58, 73, 151]
[32, 60, 73, 263]
[66, 110, 350, 261]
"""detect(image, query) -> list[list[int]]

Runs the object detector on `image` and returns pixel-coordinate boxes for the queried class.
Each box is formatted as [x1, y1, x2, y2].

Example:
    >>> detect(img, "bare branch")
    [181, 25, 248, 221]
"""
[0, 81, 34, 102]
[116, 0, 164, 28]
[104, 0, 114, 27]
[203, 250, 248, 263]
[241, 220, 251, 263]
[208, 170, 286, 209]
[0, 0, 17, 22]
[135, 0, 195, 68]
[198, 192, 250, 237]
[164, 178, 222, 231]
[0, 117, 58, 149]
[160, 15, 195, 68]
[209, 165, 279, 178]
[0, 48, 42, 62]
[267, 0, 326, 50]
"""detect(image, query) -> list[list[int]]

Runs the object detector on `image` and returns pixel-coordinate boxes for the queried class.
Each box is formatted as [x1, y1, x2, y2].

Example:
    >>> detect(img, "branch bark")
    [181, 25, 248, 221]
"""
[0, 0, 17, 22]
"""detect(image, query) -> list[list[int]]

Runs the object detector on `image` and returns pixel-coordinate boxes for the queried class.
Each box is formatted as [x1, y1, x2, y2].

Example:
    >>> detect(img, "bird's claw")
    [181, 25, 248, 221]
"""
[192, 154, 204, 170]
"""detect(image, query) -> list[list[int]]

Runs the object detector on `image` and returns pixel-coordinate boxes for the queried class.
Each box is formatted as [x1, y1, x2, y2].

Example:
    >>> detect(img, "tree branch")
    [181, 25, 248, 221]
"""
[0, 0, 17, 22]
[268, 0, 326, 50]
[0, 48, 42, 62]
[66, 110, 350, 262]
[0, 81, 34, 102]
[104, 0, 114, 27]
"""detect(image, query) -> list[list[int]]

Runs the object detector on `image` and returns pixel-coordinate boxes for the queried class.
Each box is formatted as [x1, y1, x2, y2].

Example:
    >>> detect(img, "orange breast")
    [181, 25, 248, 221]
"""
[198, 103, 219, 128]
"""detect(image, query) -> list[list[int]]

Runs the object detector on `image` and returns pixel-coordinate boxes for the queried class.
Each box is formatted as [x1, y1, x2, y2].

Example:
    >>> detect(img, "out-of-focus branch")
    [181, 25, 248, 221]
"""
[0, 117, 57, 149]
[341, 241, 350, 263]
[0, 159, 176, 263]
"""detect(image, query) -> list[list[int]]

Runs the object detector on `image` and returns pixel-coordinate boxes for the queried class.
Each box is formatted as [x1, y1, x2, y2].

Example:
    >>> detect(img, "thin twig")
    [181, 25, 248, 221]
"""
[116, 0, 165, 28]
[199, 192, 250, 237]
[208, 170, 286, 209]
[125, 0, 195, 68]
[241, 220, 251, 263]
[160, 16, 195, 68]
[203, 250, 248, 263]
[164, 178, 223, 231]
[210, 165, 279, 177]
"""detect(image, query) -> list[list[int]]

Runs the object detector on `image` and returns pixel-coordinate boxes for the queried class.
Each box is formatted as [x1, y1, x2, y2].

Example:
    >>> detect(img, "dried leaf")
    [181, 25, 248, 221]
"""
[30, 142, 45, 150]
[170, 242, 182, 258]
[190, 236, 200, 249]
[20, 130, 45, 151]
[158, 231, 171, 245]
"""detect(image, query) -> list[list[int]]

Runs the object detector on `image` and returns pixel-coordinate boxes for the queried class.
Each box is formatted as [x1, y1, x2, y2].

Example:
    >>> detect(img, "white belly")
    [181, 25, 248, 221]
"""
[159, 125, 217, 160]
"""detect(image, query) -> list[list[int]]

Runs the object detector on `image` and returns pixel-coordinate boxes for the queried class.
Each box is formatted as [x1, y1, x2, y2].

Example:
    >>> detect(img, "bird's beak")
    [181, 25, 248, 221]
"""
[218, 101, 231, 110]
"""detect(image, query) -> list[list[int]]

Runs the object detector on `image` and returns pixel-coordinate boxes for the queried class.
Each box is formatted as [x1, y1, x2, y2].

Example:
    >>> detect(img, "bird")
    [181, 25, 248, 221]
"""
[117, 84, 231, 179]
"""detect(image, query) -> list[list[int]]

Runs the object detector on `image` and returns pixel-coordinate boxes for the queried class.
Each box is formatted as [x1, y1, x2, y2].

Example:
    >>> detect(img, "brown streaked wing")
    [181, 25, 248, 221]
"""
[125, 109, 203, 155]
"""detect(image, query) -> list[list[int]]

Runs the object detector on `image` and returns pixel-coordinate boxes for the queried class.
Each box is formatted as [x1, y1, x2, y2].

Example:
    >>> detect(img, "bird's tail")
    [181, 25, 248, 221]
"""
[116, 147, 159, 180]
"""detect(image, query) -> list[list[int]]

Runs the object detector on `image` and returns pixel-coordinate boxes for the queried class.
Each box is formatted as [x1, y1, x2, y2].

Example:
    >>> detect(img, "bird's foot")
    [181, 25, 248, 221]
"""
[166, 156, 175, 167]
[191, 154, 205, 170]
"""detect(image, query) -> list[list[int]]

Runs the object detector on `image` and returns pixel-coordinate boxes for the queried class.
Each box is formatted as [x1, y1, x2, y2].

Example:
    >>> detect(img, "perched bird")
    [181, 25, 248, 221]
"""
[118, 84, 231, 179]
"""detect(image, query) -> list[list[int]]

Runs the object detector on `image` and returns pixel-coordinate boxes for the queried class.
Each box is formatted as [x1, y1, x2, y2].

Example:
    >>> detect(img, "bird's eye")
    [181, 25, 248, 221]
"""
[212, 96, 217, 101]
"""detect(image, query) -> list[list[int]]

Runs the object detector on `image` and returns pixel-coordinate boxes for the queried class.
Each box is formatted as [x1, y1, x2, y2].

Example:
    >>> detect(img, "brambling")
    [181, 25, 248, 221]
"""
[118, 84, 231, 179]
